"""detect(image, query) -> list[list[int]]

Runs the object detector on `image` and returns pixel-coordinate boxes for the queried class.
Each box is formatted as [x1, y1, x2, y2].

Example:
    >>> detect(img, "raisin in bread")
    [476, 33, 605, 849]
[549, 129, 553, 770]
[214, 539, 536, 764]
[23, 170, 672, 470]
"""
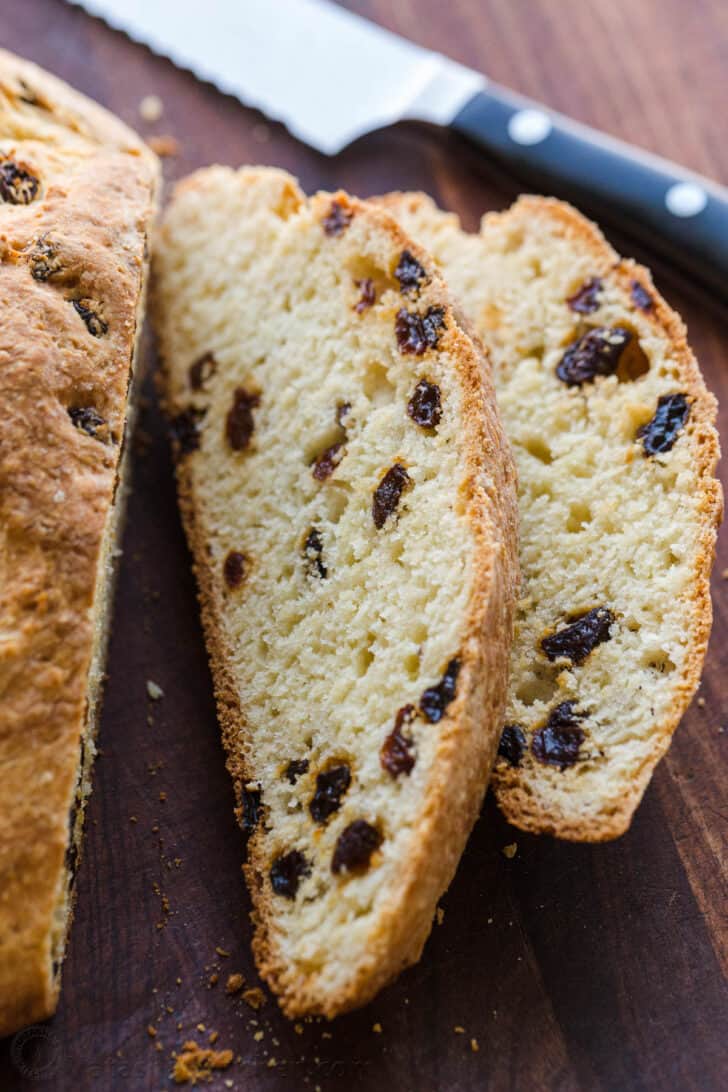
[379, 192, 722, 840]
[153, 166, 518, 1017]
[0, 51, 159, 1036]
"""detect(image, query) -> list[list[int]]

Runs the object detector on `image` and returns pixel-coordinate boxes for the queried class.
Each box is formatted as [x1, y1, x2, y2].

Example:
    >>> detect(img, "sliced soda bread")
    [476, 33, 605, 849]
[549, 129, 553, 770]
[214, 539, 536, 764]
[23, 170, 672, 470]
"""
[0, 50, 158, 1035]
[153, 167, 519, 1017]
[379, 192, 722, 841]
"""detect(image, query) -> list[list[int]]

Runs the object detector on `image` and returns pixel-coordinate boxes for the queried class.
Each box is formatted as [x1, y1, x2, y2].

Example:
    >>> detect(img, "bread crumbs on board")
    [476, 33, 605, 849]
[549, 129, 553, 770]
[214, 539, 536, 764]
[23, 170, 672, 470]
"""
[148, 134, 180, 157]
[436, 906, 445, 925]
[502, 842, 518, 859]
[242, 987, 266, 1010]
[471, 1037, 480, 1052]
[225, 973, 245, 995]
[139, 94, 163, 122]
[172, 1040, 233, 1084]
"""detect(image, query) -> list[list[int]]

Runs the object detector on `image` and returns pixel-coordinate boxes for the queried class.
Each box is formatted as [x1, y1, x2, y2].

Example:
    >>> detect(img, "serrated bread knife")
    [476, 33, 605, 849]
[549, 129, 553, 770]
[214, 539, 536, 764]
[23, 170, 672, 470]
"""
[68, 0, 728, 295]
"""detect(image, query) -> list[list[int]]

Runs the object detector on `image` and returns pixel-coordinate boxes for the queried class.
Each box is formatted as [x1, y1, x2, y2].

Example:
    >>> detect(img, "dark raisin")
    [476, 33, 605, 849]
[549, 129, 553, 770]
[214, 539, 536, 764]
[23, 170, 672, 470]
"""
[354, 278, 376, 313]
[189, 352, 217, 390]
[312, 441, 344, 481]
[29, 237, 61, 281]
[270, 849, 310, 898]
[0, 160, 40, 204]
[638, 393, 690, 456]
[241, 788, 261, 840]
[541, 607, 614, 666]
[169, 407, 205, 456]
[223, 551, 247, 589]
[72, 299, 107, 337]
[407, 379, 442, 429]
[556, 326, 633, 385]
[18, 80, 40, 106]
[395, 249, 428, 295]
[420, 658, 460, 723]
[226, 387, 260, 451]
[630, 280, 653, 311]
[498, 724, 527, 767]
[532, 702, 585, 770]
[322, 200, 352, 236]
[309, 764, 351, 824]
[395, 306, 446, 355]
[304, 527, 327, 579]
[380, 704, 416, 777]
[68, 406, 106, 439]
[567, 277, 603, 314]
[332, 820, 382, 875]
[336, 401, 352, 427]
[372, 463, 412, 529]
[285, 759, 309, 784]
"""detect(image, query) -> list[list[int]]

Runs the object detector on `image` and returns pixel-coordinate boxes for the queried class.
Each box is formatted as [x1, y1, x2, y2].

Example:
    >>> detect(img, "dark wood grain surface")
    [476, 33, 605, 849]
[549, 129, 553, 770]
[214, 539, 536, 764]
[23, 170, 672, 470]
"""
[1, 1, 727, 1089]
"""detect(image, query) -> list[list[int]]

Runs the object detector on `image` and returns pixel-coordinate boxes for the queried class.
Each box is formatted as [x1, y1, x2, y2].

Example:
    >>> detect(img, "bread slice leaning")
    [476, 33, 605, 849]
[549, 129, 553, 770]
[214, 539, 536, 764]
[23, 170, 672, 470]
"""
[379, 192, 722, 841]
[0, 51, 158, 1035]
[153, 166, 519, 1017]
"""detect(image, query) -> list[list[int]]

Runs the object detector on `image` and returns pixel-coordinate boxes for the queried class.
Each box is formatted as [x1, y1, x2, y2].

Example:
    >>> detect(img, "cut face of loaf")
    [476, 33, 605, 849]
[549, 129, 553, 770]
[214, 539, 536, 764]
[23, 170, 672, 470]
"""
[0, 51, 158, 1036]
[153, 167, 518, 1017]
[379, 192, 722, 840]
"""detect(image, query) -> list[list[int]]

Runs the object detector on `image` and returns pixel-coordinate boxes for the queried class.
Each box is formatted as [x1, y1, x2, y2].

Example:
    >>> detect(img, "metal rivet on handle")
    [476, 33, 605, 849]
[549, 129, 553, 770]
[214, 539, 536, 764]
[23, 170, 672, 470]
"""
[665, 182, 708, 218]
[507, 109, 552, 146]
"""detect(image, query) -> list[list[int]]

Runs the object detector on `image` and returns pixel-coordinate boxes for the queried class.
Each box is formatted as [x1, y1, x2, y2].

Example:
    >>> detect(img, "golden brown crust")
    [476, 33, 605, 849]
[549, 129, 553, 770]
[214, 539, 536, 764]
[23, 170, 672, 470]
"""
[0, 51, 159, 1036]
[380, 191, 722, 842]
[155, 172, 519, 1017]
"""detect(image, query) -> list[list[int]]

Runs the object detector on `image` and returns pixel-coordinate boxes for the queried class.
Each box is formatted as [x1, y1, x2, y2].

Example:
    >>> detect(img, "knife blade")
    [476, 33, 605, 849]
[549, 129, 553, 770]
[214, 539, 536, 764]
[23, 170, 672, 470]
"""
[67, 0, 484, 154]
[67, 0, 728, 296]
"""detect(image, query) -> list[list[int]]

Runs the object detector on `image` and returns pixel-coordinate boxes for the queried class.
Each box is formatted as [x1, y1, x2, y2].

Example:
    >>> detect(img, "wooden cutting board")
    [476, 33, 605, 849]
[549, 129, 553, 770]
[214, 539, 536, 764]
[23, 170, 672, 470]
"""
[1, 1, 726, 1088]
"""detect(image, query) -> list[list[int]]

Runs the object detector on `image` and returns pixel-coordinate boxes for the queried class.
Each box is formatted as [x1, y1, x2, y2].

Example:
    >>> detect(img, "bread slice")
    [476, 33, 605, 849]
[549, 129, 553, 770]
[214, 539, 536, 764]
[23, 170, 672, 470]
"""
[0, 51, 158, 1035]
[153, 166, 518, 1017]
[379, 192, 722, 840]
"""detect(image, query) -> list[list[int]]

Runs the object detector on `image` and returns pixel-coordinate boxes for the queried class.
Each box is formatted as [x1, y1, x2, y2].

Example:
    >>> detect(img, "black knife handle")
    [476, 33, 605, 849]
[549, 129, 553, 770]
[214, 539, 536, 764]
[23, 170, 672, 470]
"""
[452, 85, 728, 297]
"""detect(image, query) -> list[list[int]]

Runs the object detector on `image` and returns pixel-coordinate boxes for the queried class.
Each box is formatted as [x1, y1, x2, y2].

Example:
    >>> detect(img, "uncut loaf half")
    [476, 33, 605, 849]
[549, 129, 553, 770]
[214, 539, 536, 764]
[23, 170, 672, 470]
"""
[153, 166, 519, 1017]
[0, 50, 158, 1035]
[380, 191, 722, 841]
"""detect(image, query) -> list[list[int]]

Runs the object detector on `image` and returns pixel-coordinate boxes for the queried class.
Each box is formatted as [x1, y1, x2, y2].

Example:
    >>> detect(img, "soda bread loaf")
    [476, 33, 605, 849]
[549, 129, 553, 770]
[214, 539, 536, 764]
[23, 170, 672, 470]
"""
[153, 166, 518, 1017]
[0, 51, 158, 1035]
[379, 192, 722, 841]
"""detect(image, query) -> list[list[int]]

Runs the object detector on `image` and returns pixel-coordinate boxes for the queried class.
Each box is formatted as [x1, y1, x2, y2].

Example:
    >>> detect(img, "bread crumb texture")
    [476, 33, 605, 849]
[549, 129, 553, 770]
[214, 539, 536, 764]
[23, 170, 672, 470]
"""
[172, 1040, 233, 1084]
[153, 167, 518, 1016]
[381, 191, 722, 841]
[0, 49, 158, 1037]
[139, 93, 163, 123]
